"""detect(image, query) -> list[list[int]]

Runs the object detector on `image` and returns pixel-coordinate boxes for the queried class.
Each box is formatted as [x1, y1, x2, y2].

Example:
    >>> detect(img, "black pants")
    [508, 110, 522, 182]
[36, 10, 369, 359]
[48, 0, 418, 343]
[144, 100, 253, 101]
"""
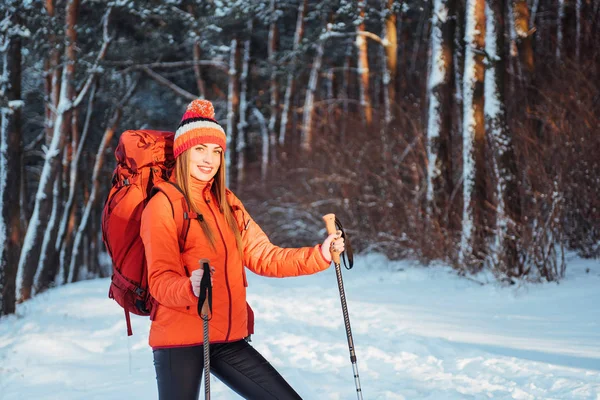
[153, 339, 303, 400]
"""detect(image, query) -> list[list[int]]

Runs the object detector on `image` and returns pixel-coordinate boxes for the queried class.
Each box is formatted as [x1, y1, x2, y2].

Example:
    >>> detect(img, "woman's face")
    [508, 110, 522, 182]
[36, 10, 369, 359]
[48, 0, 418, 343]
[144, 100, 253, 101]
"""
[188, 143, 222, 181]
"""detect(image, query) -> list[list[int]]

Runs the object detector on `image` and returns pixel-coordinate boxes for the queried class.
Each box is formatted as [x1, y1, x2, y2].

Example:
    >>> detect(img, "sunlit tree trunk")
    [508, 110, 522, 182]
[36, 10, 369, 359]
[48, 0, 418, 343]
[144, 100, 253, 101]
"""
[459, 0, 488, 270]
[512, 0, 534, 74]
[384, 0, 397, 107]
[380, 0, 397, 162]
[0, 11, 24, 316]
[356, 0, 372, 126]
[279, 0, 307, 146]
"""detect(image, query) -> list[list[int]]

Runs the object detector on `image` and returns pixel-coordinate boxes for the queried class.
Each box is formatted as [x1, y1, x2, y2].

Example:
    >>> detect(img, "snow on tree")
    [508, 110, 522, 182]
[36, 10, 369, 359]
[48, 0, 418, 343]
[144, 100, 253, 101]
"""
[459, 0, 488, 269]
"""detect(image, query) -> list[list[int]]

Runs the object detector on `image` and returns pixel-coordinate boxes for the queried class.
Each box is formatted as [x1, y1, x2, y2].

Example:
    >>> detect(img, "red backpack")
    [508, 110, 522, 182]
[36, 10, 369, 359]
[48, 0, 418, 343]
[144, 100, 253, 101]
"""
[101, 130, 193, 336]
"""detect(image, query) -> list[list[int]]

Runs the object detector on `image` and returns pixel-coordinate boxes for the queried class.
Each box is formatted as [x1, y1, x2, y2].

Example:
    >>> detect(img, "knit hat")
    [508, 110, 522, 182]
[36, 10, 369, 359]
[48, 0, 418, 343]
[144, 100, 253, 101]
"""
[173, 99, 227, 158]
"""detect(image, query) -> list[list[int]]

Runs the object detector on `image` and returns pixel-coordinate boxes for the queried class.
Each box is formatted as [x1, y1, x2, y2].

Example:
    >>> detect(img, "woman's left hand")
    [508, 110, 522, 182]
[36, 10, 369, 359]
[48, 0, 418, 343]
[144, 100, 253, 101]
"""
[321, 230, 345, 262]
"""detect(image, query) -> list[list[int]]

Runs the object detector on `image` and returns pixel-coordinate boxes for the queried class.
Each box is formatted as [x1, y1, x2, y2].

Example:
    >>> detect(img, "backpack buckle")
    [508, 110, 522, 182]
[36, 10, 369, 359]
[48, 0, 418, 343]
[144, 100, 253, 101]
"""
[134, 287, 145, 297]
[184, 211, 199, 220]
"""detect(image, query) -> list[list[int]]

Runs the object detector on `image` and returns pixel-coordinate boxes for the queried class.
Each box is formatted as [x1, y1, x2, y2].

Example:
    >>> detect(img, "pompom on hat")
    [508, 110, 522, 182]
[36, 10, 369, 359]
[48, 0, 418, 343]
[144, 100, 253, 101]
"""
[173, 99, 227, 158]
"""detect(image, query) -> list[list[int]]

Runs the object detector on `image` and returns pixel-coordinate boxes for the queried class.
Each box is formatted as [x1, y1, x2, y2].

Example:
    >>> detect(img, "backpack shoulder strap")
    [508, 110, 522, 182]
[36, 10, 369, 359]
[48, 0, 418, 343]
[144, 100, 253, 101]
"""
[152, 182, 192, 253]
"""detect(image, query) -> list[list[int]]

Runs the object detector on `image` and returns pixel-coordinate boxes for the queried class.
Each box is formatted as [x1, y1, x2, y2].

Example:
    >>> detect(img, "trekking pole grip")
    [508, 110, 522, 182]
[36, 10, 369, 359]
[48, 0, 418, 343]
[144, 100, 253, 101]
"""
[322, 214, 341, 264]
[198, 258, 212, 319]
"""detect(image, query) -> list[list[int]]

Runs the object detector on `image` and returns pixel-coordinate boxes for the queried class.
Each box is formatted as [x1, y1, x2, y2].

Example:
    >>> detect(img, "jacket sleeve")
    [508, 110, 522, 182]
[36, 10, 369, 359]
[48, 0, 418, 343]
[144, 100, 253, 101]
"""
[140, 192, 198, 308]
[230, 194, 331, 277]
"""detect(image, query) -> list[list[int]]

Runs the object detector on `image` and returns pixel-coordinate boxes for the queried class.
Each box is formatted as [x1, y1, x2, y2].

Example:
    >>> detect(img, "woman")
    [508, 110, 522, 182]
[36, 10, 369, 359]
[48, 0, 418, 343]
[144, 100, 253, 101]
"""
[140, 99, 344, 400]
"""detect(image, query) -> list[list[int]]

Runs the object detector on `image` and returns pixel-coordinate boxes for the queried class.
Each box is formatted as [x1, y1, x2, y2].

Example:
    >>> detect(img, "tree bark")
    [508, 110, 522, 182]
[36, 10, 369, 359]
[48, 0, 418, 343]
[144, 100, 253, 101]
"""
[237, 20, 253, 191]
[0, 12, 23, 316]
[301, 19, 328, 151]
[16, 0, 81, 302]
[459, 0, 488, 270]
[486, 0, 522, 275]
[46, 80, 98, 292]
[226, 38, 241, 189]
[512, 0, 535, 74]
[68, 109, 121, 283]
[268, 0, 280, 161]
[278, 0, 307, 147]
[384, 0, 398, 107]
[44, 0, 62, 145]
[357, 0, 373, 126]
[251, 108, 269, 184]
[193, 41, 206, 98]
[426, 0, 456, 227]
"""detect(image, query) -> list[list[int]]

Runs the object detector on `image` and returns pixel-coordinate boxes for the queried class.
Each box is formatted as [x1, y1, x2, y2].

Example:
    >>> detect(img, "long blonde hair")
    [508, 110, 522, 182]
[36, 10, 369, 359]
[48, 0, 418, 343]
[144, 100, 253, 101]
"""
[175, 149, 243, 258]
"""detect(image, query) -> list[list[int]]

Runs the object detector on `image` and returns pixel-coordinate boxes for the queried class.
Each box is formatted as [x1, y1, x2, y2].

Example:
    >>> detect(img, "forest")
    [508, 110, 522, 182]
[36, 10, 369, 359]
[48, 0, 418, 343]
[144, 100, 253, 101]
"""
[0, 0, 598, 316]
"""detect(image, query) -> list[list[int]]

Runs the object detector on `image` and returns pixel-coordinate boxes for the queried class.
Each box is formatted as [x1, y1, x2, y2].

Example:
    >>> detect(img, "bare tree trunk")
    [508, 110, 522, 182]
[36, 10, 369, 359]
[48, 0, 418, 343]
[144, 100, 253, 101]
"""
[459, 0, 488, 270]
[385, 0, 398, 107]
[301, 20, 328, 151]
[557, 0, 565, 59]
[512, 0, 535, 74]
[268, 0, 280, 160]
[454, 0, 465, 134]
[237, 20, 253, 191]
[226, 38, 240, 188]
[16, 0, 81, 302]
[0, 12, 23, 316]
[34, 172, 62, 292]
[48, 80, 98, 290]
[279, 0, 307, 147]
[357, 0, 373, 126]
[68, 109, 121, 283]
[426, 0, 456, 227]
[410, 2, 431, 75]
[251, 108, 269, 184]
[380, 0, 397, 163]
[576, 0, 581, 62]
[44, 0, 61, 145]
[35, 115, 73, 291]
[486, 0, 522, 275]
[193, 41, 206, 99]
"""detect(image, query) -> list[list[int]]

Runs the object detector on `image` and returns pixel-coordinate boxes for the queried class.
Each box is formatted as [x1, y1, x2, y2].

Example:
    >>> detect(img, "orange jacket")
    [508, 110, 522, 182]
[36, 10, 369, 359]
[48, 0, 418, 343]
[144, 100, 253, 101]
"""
[140, 177, 330, 348]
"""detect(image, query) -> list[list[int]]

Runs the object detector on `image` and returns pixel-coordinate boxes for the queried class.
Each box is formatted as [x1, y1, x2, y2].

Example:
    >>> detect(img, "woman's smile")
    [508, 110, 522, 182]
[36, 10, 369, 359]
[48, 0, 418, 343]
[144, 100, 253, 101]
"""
[197, 165, 213, 174]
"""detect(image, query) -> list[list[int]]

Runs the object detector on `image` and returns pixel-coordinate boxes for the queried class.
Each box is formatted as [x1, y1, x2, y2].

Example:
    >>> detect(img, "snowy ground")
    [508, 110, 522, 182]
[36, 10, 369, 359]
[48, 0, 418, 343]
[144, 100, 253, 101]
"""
[0, 253, 599, 400]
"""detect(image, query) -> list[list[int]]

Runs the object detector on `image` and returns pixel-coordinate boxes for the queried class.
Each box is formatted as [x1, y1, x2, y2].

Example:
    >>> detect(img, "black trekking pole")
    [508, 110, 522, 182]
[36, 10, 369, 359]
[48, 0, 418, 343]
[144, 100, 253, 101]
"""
[198, 259, 213, 400]
[323, 214, 363, 400]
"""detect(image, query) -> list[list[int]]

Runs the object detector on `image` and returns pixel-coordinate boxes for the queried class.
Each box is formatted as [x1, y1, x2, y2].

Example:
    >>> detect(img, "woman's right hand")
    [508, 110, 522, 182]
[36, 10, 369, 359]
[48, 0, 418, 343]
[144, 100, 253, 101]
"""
[321, 230, 345, 263]
[190, 266, 215, 297]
